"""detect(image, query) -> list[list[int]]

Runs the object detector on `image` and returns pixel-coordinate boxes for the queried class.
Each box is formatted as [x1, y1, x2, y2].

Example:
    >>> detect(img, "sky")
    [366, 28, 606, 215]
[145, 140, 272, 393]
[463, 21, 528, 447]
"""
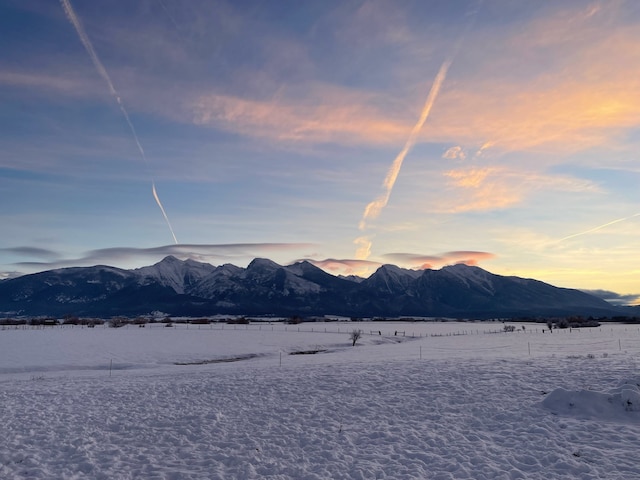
[1, 0, 639, 305]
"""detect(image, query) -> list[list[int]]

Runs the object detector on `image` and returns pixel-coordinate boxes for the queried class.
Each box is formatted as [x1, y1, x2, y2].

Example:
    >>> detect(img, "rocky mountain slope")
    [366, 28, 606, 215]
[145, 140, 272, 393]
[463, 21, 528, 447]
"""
[0, 256, 621, 318]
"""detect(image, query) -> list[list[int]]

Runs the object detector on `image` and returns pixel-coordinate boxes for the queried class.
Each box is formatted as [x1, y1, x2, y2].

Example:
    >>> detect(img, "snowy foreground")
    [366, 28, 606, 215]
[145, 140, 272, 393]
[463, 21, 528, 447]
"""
[1, 322, 640, 479]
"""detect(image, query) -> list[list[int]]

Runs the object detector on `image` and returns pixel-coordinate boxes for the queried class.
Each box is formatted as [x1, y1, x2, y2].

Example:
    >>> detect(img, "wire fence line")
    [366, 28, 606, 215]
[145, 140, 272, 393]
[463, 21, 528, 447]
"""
[3, 322, 640, 337]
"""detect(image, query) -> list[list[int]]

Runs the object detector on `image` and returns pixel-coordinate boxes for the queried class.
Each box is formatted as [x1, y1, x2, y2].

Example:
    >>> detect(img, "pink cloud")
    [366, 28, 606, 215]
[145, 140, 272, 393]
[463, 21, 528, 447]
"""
[304, 258, 382, 277]
[191, 91, 409, 147]
[382, 251, 496, 269]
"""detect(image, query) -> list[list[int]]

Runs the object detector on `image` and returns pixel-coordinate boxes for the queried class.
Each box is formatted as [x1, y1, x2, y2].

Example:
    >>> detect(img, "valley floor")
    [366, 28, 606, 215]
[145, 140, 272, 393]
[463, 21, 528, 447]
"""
[1, 322, 639, 479]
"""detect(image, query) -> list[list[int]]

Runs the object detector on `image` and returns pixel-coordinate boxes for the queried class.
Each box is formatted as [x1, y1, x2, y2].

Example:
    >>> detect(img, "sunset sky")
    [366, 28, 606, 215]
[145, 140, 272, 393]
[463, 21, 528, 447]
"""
[1, 0, 639, 304]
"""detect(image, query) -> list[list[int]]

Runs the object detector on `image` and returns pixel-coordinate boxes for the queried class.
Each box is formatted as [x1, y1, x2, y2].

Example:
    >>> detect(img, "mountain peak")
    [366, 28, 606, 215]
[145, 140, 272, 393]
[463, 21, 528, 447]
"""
[247, 258, 281, 270]
[158, 255, 182, 264]
[134, 256, 216, 294]
[0, 256, 622, 318]
[440, 263, 495, 293]
[375, 264, 423, 279]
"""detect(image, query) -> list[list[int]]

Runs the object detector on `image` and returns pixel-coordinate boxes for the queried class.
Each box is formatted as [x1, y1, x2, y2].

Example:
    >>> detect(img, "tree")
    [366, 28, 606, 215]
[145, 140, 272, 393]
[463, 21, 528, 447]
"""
[349, 329, 362, 346]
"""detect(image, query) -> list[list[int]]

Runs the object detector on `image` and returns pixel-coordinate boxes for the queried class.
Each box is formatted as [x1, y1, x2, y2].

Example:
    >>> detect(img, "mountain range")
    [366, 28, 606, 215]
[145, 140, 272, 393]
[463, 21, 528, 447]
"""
[0, 256, 628, 319]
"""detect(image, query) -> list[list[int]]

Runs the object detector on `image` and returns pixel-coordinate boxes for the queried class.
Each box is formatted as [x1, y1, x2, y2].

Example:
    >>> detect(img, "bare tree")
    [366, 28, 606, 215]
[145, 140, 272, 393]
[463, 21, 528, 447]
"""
[349, 329, 362, 346]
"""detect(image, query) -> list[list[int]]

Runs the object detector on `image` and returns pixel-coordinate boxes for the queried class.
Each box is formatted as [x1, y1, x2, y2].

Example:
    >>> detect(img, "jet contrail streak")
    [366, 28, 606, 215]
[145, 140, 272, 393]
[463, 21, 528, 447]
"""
[152, 182, 178, 244]
[558, 212, 640, 243]
[357, 59, 452, 237]
[354, 1, 481, 261]
[60, 0, 179, 244]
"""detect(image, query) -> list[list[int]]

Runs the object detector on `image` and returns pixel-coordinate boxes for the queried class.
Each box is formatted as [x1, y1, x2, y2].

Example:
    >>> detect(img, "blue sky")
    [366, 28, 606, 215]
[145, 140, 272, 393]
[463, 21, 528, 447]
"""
[1, 0, 639, 304]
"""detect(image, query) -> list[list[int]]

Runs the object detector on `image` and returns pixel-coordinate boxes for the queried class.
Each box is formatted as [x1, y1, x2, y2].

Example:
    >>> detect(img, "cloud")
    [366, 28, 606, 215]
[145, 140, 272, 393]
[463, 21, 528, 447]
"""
[185, 3, 640, 158]
[0, 247, 61, 260]
[304, 258, 382, 276]
[382, 251, 496, 269]
[13, 1, 640, 162]
[354, 236, 373, 261]
[0, 70, 96, 97]
[190, 90, 409, 147]
[426, 4, 640, 155]
[0, 271, 24, 281]
[10, 243, 314, 271]
[582, 289, 640, 306]
[442, 146, 466, 160]
[297, 250, 496, 278]
[441, 167, 600, 213]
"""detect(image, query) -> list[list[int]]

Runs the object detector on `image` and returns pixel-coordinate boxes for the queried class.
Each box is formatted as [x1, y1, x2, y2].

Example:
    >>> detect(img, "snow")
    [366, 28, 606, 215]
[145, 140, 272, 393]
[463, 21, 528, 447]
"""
[542, 379, 640, 421]
[441, 264, 496, 294]
[135, 256, 216, 294]
[2, 321, 640, 479]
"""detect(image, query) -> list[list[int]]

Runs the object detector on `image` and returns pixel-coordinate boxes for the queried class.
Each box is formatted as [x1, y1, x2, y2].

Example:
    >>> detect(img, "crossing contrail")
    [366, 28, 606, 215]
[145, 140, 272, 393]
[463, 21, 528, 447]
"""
[558, 212, 640, 243]
[60, 0, 179, 244]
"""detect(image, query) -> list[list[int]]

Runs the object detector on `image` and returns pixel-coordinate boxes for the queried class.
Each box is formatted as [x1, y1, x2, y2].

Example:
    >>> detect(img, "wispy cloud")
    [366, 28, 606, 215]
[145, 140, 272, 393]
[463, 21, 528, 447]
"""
[13, 1, 640, 161]
[0, 70, 96, 96]
[186, 3, 640, 159]
[191, 91, 408, 146]
[441, 167, 600, 213]
[442, 146, 466, 160]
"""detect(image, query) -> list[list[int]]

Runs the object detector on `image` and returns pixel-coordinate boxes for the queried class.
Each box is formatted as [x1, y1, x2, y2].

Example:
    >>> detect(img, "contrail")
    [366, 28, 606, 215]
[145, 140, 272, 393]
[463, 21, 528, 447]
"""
[558, 212, 640, 243]
[354, 59, 452, 264]
[60, 0, 179, 244]
[152, 182, 179, 244]
[354, 2, 482, 261]
[358, 59, 451, 233]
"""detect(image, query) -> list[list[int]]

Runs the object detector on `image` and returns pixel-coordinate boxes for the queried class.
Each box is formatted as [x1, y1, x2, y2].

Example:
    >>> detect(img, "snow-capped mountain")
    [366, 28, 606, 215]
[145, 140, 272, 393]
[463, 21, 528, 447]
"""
[361, 264, 423, 294]
[135, 256, 217, 294]
[0, 257, 622, 318]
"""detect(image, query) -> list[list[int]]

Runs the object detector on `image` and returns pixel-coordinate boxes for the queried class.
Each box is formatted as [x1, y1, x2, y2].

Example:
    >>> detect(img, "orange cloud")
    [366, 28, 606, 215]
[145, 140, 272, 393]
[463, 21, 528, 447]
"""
[188, 3, 640, 158]
[305, 258, 381, 277]
[445, 167, 494, 188]
[306, 250, 496, 277]
[441, 167, 600, 213]
[191, 91, 409, 146]
[354, 236, 373, 260]
[442, 146, 466, 160]
[383, 251, 496, 269]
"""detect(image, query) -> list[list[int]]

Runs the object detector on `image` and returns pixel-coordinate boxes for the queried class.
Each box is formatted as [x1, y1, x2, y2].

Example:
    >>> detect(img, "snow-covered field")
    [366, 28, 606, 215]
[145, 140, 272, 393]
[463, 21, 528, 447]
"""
[1, 321, 639, 479]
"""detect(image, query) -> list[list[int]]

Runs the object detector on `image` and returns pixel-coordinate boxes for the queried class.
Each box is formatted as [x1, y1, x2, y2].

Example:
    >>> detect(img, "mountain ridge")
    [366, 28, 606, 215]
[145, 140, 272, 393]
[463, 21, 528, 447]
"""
[0, 256, 624, 318]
